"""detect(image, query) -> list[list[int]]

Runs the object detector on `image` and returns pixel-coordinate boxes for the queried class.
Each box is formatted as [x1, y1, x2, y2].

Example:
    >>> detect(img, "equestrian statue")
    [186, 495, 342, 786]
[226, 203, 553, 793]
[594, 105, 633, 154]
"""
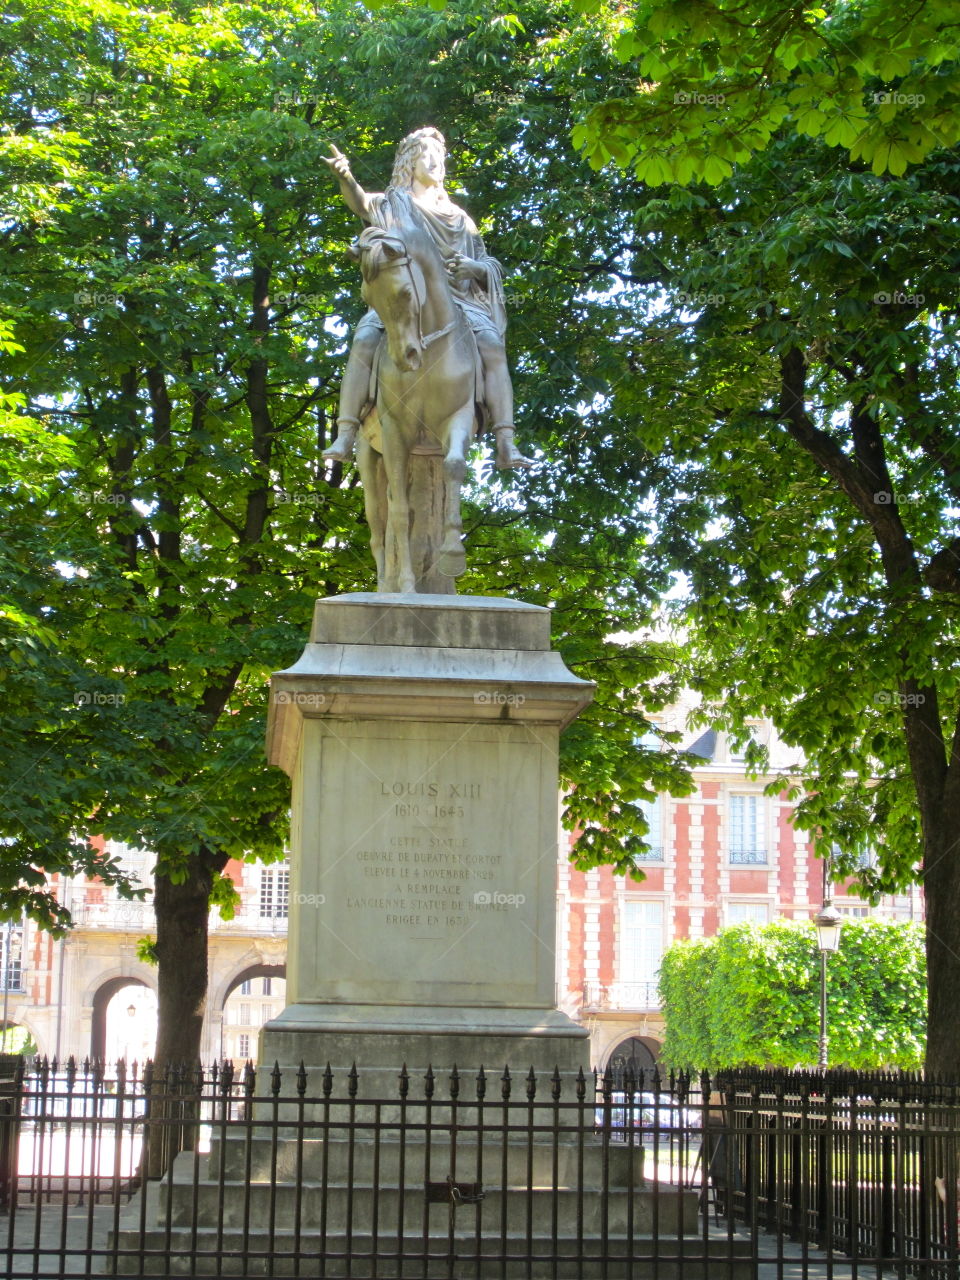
[322, 127, 532, 594]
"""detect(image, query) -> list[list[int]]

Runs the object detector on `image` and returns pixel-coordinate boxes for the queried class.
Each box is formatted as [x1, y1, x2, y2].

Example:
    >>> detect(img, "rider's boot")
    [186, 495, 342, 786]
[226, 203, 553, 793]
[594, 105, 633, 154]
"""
[493, 425, 533, 470]
[323, 417, 361, 463]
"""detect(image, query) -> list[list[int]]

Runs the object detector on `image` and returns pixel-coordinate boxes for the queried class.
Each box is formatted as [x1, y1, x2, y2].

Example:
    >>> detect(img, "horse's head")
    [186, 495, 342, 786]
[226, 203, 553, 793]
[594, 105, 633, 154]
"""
[350, 226, 425, 372]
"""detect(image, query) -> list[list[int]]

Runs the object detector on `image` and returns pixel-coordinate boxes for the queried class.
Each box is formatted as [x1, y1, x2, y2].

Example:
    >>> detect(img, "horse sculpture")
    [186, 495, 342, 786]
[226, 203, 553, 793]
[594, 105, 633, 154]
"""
[349, 218, 479, 594]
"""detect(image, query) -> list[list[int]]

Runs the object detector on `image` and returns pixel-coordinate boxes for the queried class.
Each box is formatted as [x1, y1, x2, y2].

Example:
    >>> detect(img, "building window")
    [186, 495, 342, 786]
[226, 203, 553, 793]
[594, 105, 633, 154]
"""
[631, 795, 664, 862]
[619, 900, 664, 1007]
[0, 923, 24, 993]
[836, 902, 870, 918]
[726, 901, 770, 927]
[239, 979, 252, 995]
[238, 1033, 250, 1059]
[831, 840, 875, 870]
[728, 794, 767, 864]
[262, 977, 272, 996]
[259, 867, 289, 920]
[239, 1003, 251, 1025]
[261, 1004, 272, 1023]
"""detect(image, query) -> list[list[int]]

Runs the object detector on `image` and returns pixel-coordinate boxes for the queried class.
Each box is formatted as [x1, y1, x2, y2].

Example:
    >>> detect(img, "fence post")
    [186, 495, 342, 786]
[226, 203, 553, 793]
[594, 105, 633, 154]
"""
[0, 1054, 23, 1210]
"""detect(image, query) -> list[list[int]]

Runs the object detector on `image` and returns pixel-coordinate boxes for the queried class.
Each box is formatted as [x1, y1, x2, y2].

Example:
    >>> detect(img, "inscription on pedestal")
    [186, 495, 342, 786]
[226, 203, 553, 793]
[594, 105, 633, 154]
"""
[340, 780, 513, 935]
[291, 721, 552, 1007]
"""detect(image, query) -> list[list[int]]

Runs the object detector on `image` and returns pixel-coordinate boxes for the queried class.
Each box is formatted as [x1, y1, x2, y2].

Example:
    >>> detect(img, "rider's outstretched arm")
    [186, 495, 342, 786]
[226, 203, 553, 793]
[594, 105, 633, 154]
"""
[323, 145, 378, 221]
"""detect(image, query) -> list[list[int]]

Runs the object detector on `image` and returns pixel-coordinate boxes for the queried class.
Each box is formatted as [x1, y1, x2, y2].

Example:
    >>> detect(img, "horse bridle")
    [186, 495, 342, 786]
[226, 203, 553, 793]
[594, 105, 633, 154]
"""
[359, 236, 458, 350]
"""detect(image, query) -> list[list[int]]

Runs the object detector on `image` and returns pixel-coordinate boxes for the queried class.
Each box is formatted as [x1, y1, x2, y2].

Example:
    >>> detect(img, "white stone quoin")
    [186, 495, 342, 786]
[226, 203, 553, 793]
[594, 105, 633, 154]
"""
[261, 592, 595, 1078]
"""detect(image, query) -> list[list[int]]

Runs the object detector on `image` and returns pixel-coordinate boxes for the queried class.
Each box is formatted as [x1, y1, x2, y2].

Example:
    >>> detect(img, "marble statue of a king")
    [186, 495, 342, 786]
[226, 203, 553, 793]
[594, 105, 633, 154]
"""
[321, 128, 532, 593]
[323, 128, 530, 470]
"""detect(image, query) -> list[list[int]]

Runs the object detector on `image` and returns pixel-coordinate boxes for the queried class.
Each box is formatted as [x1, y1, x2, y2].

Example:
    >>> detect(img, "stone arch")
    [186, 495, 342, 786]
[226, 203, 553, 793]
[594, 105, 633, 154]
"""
[90, 975, 155, 1063]
[212, 960, 286, 1012]
[82, 965, 158, 1011]
[603, 1033, 662, 1086]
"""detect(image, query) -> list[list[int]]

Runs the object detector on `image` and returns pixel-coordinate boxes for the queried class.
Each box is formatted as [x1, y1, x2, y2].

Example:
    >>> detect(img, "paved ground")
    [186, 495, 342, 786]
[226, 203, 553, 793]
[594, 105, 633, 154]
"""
[3, 1195, 898, 1279]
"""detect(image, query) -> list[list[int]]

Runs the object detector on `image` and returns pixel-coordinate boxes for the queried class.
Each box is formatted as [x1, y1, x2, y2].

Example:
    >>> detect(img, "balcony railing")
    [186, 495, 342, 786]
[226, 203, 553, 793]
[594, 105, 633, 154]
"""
[728, 848, 768, 865]
[71, 899, 151, 930]
[582, 980, 661, 1011]
[631, 847, 664, 864]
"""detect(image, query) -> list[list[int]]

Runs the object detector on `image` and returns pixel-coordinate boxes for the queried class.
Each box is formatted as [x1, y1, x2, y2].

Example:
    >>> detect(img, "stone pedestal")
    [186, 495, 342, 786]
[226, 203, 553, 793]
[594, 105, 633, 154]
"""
[261, 592, 594, 1085]
[111, 593, 754, 1279]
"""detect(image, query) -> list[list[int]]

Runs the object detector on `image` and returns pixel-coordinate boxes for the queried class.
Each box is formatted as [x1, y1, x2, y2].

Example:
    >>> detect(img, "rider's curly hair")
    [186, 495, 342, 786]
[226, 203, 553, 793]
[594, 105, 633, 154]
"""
[389, 127, 446, 191]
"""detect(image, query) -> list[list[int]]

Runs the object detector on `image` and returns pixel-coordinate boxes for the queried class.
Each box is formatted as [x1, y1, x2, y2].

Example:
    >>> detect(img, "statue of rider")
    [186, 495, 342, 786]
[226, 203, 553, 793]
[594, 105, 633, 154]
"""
[321, 127, 532, 470]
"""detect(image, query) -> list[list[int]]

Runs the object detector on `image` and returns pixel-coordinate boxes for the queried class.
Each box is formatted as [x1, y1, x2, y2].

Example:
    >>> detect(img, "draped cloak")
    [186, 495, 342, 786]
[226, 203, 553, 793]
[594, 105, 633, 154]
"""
[357, 186, 508, 339]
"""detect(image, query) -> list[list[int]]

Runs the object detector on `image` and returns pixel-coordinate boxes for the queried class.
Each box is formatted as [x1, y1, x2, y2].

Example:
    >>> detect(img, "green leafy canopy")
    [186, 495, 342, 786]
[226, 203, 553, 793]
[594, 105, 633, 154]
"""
[659, 919, 927, 1070]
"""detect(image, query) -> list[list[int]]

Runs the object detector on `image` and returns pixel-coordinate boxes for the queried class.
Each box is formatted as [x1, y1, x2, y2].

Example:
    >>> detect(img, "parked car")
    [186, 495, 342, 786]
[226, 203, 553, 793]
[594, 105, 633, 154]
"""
[595, 1091, 702, 1134]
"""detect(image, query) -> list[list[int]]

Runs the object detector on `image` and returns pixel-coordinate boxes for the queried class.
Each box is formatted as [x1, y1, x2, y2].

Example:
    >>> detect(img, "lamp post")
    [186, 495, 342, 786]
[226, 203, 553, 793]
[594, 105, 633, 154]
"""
[814, 903, 843, 1069]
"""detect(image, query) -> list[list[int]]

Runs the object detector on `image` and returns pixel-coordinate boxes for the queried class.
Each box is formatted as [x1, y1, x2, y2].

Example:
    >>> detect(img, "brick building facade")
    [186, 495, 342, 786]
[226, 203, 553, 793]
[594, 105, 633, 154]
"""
[0, 846, 289, 1064]
[556, 713, 922, 1071]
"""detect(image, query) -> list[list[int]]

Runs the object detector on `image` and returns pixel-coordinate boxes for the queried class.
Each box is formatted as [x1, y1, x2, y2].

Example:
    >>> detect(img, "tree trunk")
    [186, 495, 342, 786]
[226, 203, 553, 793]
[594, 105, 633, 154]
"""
[147, 856, 217, 1176]
[922, 816, 960, 1075]
[153, 862, 215, 1068]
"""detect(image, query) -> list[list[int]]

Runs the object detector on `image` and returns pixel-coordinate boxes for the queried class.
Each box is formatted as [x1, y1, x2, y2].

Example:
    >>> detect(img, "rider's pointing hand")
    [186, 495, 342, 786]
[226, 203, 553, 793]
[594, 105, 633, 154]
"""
[323, 144, 353, 181]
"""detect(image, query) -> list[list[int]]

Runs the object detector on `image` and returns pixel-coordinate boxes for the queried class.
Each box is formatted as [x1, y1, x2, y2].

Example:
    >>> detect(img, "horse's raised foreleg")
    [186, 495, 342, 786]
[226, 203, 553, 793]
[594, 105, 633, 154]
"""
[437, 410, 474, 579]
[381, 427, 416, 594]
[356, 435, 387, 590]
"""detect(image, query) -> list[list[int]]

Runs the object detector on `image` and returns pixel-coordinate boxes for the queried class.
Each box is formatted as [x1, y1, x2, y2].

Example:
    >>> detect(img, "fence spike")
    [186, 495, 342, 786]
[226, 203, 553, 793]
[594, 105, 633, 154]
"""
[576, 1066, 586, 1103]
[398, 1064, 409, 1100]
[526, 1066, 537, 1101]
[297, 1062, 307, 1097]
[322, 1063, 333, 1098]
[425, 1065, 435, 1099]
[501, 1065, 512, 1101]
[271, 1061, 282, 1097]
[348, 1062, 359, 1099]
[602, 1065, 613, 1102]
[476, 1065, 487, 1101]
[450, 1065, 460, 1100]
[551, 1065, 562, 1102]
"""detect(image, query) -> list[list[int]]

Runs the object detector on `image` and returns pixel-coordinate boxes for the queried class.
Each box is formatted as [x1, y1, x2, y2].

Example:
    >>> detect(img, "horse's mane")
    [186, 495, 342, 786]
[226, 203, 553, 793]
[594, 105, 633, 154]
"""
[352, 227, 407, 284]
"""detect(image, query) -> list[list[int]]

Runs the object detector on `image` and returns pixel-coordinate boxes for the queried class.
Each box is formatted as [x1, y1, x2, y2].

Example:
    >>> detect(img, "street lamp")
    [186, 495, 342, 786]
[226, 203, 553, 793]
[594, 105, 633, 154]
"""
[814, 903, 843, 1069]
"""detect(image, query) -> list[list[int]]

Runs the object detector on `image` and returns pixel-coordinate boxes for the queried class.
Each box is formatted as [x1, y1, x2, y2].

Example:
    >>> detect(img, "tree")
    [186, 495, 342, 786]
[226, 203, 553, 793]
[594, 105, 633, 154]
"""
[659, 919, 927, 1070]
[537, 2, 960, 1074]
[1, 0, 697, 1076]
[568, 0, 960, 183]
[0, 322, 139, 930]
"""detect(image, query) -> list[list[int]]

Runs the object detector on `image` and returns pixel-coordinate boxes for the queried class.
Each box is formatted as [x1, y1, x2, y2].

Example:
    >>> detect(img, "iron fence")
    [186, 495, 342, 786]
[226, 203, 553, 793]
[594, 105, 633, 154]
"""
[713, 1067, 960, 1277]
[0, 1057, 955, 1278]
